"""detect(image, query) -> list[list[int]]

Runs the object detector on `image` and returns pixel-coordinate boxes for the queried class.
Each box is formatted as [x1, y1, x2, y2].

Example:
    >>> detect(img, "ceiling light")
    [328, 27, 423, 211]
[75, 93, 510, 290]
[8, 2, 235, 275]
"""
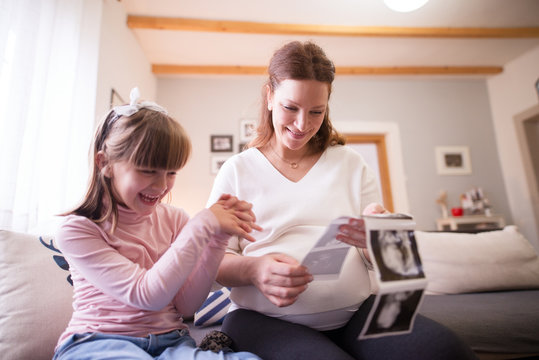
[384, 0, 429, 12]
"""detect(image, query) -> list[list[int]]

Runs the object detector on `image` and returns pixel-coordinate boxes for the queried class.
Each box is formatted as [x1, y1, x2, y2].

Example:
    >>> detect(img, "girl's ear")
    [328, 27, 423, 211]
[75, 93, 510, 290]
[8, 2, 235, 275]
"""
[266, 84, 273, 111]
[96, 151, 112, 177]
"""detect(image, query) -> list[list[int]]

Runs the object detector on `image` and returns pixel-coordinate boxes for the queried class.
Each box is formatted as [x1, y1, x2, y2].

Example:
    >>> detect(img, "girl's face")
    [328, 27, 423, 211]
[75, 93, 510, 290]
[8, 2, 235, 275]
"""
[108, 160, 178, 216]
[268, 79, 329, 152]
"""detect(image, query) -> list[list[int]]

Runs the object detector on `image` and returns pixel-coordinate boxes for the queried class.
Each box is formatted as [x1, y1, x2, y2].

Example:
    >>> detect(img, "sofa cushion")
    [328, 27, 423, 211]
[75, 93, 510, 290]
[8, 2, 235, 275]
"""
[415, 226, 539, 294]
[0, 230, 73, 360]
[419, 290, 539, 355]
[194, 287, 231, 327]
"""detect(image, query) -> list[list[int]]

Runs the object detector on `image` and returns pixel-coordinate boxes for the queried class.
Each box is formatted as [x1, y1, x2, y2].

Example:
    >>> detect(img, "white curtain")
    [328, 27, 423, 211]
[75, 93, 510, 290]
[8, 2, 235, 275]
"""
[0, 0, 102, 234]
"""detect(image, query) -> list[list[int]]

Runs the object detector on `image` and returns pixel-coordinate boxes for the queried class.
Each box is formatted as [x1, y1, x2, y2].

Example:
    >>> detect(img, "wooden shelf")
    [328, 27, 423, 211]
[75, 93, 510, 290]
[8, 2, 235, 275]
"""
[436, 215, 505, 231]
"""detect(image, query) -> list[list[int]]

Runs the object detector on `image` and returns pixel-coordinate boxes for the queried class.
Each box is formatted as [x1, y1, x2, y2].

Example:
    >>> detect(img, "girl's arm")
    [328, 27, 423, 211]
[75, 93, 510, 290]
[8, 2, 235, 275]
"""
[57, 209, 230, 311]
[172, 197, 261, 316]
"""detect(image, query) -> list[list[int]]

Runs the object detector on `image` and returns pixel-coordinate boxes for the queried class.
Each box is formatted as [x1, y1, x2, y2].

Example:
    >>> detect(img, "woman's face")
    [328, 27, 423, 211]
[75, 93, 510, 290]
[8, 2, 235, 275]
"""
[268, 79, 329, 151]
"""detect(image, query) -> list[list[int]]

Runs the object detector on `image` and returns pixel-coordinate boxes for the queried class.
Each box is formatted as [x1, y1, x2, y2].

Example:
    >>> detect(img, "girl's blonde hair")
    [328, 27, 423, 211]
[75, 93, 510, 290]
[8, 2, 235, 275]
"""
[66, 107, 191, 230]
[249, 41, 345, 151]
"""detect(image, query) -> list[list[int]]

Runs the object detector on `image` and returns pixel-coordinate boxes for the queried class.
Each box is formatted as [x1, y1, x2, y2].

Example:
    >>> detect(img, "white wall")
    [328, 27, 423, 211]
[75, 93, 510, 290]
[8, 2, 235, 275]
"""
[95, 0, 156, 123]
[158, 76, 512, 232]
[487, 45, 539, 250]
[157, 76, 265, 217]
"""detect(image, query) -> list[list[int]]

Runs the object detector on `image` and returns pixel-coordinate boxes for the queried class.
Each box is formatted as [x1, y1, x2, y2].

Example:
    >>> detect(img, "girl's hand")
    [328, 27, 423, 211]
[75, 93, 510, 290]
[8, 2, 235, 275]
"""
[209, 194, 262, 242]
[250, 253, 313, 307]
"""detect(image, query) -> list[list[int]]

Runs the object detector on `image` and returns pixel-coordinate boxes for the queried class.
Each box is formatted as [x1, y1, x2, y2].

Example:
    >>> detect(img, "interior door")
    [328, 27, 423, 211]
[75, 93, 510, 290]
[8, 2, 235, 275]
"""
[345, 134, 394, 212]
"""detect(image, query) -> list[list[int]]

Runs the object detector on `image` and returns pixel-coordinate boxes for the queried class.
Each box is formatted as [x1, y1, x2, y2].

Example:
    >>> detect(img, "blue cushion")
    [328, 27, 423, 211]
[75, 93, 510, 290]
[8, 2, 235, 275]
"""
[194, 287, 231, 327]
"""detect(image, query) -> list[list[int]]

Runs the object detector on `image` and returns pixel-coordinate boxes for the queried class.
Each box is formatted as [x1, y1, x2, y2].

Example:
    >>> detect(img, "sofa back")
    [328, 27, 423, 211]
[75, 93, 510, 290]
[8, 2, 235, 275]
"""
[0, 230, 73, 360]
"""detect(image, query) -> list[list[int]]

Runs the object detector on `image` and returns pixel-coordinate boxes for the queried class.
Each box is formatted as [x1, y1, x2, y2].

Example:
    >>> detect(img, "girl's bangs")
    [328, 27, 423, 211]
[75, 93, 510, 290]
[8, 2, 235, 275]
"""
[130, 114, 191, 170]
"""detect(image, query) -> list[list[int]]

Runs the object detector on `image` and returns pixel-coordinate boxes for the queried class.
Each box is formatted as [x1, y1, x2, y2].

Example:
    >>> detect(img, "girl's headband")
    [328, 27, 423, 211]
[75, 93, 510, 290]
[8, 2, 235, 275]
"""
[97, 88, 167, 151]
[112, 87, 168, 117]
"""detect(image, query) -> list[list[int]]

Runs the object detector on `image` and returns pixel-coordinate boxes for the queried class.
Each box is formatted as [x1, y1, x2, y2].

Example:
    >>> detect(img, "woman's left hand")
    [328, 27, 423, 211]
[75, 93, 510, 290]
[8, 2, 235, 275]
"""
[336, 202, 390, 249]
[336, 218, 367, 248]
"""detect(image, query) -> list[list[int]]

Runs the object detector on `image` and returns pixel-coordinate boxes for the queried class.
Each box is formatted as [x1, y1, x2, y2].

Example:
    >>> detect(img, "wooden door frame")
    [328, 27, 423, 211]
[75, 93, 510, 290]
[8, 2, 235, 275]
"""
[345, 134, 394, 212]
[334, 121, 409, 214]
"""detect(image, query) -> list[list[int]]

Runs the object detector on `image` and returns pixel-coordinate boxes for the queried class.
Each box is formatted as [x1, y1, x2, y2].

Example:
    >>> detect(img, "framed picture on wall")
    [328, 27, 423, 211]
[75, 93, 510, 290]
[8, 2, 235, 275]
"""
[239, 119, 257, 142]
[435, 146, 472, 175]
[211, 155, 230, 174]
[109, 88, 125, 108]
[211, 135, 233, 152]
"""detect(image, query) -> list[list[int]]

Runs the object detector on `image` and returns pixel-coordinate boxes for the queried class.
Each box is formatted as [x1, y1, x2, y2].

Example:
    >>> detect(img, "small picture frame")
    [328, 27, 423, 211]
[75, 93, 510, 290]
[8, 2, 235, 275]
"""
[211, 155, 230, 174]
[239, 119, 257, 142]
[435, 146, 472, 175]
[238, 142, 247, 152]
[211, 135, 233, 152]
[109, 88, 125, 108]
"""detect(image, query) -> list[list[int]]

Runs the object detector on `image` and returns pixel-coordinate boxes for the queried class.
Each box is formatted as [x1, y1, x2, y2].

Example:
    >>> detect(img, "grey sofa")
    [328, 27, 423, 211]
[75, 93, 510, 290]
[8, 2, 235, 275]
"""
[2, 227, 539, 360]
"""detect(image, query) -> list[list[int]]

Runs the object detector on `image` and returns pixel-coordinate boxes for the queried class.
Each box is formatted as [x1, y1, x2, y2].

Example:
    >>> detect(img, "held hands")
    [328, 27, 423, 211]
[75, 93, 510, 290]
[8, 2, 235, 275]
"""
[336, 202, 389, 248]
[209, 194, 262, 242]
[250, 253, 313, 307]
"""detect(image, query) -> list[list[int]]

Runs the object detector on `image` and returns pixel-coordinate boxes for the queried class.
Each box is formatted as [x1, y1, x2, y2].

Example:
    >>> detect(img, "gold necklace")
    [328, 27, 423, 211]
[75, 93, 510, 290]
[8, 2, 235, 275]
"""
[269, 145, 308, 169]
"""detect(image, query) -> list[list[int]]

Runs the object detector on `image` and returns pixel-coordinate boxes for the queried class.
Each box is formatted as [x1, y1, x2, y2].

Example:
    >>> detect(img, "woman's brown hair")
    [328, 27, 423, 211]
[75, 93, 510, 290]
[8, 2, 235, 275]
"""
[249, 41, 345, 151]
[64, 108, 191, 231]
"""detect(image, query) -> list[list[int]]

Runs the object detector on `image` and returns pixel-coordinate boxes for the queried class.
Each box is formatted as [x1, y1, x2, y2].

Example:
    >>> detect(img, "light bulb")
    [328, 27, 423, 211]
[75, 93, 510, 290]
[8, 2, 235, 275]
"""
[384, 0, 429, 12]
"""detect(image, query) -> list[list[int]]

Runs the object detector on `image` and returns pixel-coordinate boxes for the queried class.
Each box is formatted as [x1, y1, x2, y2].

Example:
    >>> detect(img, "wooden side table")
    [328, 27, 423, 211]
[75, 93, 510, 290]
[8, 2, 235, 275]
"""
[436, 215, 506, 231]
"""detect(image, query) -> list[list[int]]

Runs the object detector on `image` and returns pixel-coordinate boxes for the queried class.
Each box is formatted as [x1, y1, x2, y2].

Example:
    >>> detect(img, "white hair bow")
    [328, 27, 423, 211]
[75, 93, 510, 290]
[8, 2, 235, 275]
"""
[112, 87, 168, 117]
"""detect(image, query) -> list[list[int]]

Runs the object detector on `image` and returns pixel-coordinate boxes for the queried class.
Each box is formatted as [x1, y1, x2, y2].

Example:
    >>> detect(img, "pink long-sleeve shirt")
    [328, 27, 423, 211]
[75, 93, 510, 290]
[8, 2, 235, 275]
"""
[55, 204, 228, 347]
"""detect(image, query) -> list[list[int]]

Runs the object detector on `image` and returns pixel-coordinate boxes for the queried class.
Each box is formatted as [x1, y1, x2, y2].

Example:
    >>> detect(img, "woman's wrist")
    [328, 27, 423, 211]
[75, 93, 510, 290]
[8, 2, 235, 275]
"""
[217, 253, 256, 287]
[359, 248, 374, 270]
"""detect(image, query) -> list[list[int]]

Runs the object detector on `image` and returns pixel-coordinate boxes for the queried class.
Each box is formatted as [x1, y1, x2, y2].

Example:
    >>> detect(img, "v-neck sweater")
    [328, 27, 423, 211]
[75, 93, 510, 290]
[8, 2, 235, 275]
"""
[55, 204, 228, 347]
[207, 145, 382, 330]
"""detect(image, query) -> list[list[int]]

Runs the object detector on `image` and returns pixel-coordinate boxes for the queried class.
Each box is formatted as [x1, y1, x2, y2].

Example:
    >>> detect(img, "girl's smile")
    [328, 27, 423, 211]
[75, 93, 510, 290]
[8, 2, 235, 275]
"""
[107, 161, 178, 215]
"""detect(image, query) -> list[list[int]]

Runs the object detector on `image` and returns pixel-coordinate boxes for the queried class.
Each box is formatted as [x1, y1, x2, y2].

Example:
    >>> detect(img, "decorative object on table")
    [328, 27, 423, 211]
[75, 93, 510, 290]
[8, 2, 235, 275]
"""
[210, 135, 233, 152]
[435, 146, 472, 175]
[460, 187, 491, 215]
[451, 207, 463, 217]
[435, 190, 449, 218]
[239, 119, 257, 143]
[238, 142, 247, 153]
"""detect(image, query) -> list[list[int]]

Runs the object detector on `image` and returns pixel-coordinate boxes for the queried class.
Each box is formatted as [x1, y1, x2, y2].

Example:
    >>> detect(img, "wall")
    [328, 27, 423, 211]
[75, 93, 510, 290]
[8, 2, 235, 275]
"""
[158, 76, 512, 231]
[95, 0, 156, 123]
[487, 45, 539, 250]
[331, 77, 511, 230]
[157, 76, 265, 217]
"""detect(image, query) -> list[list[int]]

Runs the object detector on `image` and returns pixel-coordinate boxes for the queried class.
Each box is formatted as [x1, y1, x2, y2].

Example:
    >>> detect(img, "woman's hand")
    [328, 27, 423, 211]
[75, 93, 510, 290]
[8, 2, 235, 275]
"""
[363, 202, 390, 216]
[251, 253, 313, 307]
[336, 217, 368, 248]
[209, 194, 262, 242]
[336, 202, 389, 261]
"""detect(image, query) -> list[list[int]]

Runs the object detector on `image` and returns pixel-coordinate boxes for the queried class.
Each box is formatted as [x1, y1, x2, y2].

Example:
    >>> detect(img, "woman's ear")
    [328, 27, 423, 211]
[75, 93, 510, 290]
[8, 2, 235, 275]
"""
[96, 151, 112, 177]
[266, 85, 273, 111]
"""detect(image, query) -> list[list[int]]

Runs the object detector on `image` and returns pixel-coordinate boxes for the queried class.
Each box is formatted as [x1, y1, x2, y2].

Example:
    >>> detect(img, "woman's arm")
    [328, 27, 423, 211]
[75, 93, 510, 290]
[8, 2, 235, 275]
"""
[173, 196, 260, 316]
[217, 252, 313, 307]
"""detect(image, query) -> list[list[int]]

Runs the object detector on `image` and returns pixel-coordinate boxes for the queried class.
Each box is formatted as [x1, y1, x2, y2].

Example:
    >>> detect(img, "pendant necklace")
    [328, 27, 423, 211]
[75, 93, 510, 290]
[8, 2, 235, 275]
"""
[269, 145, 308, 169]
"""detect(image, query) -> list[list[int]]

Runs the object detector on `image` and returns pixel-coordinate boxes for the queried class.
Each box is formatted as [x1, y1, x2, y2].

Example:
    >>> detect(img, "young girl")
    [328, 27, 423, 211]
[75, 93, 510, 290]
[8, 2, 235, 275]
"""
[53, 88, 262, 360]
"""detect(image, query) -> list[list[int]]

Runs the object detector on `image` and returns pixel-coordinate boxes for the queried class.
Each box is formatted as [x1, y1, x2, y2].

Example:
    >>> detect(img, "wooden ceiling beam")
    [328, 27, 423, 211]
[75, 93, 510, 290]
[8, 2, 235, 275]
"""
[152, 65, 267, 75]
[152, 64, 503, 76]
[128, 16, 539, 38]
